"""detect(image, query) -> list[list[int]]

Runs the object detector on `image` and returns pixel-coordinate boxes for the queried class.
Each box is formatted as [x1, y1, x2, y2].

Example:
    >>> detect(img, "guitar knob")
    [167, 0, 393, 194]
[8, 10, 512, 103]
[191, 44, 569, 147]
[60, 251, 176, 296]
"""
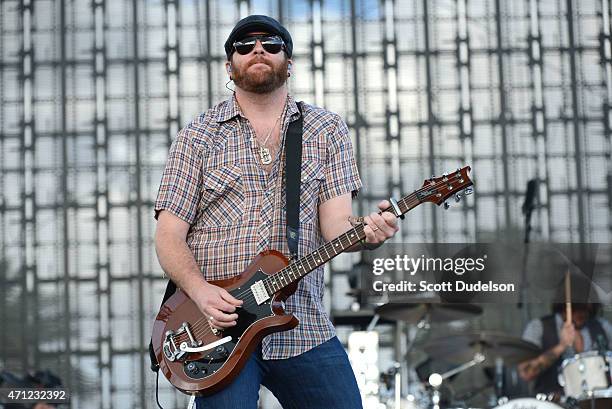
[215, 346, 228, 358]
[443, 202, 450, 210]
[187, 362, 199, 374]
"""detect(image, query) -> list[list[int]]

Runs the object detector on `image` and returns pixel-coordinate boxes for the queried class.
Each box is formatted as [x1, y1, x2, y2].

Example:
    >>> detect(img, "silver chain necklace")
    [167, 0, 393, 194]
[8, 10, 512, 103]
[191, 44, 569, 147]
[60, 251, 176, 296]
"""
[256, 111, 283, 165]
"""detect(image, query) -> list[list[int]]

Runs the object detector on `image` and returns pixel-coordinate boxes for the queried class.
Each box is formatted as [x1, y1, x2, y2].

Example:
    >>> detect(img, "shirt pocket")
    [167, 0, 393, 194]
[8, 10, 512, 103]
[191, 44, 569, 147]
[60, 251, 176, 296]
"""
[197, 164, 244, 226]
[299, 158, 324, 223]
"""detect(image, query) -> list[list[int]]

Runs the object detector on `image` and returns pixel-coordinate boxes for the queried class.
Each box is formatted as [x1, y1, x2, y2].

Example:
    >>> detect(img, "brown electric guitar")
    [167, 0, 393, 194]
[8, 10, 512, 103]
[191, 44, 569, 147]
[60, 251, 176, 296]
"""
[151, 166, 473, 396]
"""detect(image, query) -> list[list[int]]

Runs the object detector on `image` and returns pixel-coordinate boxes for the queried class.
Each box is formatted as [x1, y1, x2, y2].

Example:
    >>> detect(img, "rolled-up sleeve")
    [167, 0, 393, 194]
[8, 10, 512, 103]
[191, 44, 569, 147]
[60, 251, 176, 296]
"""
[319, 115, 362, 203]
[154, 128, 202, 224]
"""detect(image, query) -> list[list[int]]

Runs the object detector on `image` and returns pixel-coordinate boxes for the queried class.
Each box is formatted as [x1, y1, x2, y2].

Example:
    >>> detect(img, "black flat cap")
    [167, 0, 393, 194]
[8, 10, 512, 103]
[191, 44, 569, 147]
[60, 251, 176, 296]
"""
[224, 15, 293, 60]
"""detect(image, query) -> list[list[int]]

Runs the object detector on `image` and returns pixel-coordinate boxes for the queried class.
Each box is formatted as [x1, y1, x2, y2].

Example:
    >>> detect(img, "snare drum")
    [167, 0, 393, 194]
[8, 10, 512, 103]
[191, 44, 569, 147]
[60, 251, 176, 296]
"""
[493, 398, 562, 409]
[558, 351, 611, 398]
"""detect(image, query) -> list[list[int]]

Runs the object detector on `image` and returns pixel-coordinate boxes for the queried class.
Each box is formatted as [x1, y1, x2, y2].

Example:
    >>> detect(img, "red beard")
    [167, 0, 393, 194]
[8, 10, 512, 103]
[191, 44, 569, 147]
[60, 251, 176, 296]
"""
[232, 57, 288, 94]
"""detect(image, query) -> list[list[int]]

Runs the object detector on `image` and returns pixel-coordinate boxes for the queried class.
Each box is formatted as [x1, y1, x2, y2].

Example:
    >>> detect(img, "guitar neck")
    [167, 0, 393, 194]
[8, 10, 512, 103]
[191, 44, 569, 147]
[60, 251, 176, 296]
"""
[262, 191, 422, 295]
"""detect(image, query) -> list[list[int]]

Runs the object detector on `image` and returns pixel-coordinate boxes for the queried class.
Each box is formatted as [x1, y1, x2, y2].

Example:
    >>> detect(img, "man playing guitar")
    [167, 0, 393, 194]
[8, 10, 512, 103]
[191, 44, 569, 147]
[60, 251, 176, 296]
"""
[154, 14, 399, 409]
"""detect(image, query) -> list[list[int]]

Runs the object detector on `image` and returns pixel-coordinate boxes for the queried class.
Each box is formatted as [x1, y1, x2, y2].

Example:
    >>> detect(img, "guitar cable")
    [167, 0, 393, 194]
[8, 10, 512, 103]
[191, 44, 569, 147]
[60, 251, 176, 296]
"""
[155, 370, 165, 409]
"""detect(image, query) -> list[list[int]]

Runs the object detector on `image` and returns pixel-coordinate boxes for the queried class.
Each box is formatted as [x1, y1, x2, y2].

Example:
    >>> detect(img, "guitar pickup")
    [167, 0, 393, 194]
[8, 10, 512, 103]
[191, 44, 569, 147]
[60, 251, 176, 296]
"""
[251, 279, 269, 305]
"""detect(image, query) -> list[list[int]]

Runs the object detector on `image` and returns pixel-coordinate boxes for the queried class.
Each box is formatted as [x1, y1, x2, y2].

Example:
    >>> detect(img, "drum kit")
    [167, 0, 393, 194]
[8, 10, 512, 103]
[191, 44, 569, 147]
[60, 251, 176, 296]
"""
[354, 297, 612, 409]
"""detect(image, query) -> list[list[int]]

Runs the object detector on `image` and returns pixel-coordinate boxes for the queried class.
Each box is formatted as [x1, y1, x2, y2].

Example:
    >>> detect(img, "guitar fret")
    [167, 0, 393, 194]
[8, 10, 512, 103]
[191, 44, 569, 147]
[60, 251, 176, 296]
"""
[267, 279, 275, 294]
[327, 244, 333, 257]
[258, 168, 472, 298]
[342, 233, 351, 249]
[309, 253, 316, 268]
[307, 254, 315, 270]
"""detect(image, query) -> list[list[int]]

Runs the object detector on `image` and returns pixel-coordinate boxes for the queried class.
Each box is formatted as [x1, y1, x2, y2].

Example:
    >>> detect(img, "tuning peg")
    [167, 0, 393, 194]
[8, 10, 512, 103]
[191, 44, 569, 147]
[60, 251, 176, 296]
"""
[455, 193, 461, 202]
[444, 202, 450, 210]
[463, 187, 473, 195]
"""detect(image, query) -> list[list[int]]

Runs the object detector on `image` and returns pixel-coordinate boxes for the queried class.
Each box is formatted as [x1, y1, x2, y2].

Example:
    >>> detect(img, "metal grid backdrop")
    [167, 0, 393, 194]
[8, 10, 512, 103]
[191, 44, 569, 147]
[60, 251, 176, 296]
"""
[1, 0, 611, 407]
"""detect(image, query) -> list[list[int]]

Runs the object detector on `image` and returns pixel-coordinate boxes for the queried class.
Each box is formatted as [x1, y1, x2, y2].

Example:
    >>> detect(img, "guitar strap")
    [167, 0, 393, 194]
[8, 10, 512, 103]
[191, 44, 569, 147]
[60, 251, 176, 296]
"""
[285, 101, 303, 258]
[148, 101, 304, 372]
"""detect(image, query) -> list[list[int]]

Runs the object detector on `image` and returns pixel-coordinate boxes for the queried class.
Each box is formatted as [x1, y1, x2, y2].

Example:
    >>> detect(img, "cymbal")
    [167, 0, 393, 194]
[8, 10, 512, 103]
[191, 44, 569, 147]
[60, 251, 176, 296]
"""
[374, 299, 482, 324]
[424, 332, 541, 365]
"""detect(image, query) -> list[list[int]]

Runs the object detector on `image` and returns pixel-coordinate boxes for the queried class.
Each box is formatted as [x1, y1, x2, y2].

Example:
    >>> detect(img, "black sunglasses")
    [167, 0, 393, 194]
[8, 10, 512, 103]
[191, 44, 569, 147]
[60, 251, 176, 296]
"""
[232, 35, 285, 55]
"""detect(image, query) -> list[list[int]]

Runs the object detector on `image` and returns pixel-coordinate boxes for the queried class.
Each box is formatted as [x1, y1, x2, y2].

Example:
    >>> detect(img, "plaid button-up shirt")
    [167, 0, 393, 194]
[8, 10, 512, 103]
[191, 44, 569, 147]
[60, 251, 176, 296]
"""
[154, 94, 361, 359]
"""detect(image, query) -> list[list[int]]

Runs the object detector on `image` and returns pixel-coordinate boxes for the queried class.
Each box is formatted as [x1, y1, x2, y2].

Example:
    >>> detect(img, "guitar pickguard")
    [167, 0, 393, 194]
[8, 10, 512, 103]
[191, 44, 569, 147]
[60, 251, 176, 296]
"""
[183, 270, 276, 380]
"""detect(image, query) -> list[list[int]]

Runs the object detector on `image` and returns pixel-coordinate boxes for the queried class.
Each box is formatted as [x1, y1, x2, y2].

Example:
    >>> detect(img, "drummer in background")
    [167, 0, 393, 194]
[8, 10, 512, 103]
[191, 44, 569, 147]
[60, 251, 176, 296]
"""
[517, 302, 612, 397]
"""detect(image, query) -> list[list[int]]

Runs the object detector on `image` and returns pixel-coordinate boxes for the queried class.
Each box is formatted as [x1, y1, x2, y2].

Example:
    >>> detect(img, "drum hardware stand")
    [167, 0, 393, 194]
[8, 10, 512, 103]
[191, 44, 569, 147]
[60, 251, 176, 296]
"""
[427, 352, 486, 408]
[394, 364, 402, 409]
[367, 312, 431, 402]
[368, 310, 433, 406]
[427, 352, 486, 388]
[187, 394, 196, 409]
[405, 317, 430, 355]
[493, 356, 507, 406]
[584, 392, 597, 409]
[403, 316, 430, 399]
[559, 395, 581, 409]
[366, 313, 379, 332]
[380, 363, 403, 409]
[430, 388, 441, 409]
[568, 396, 581, 409]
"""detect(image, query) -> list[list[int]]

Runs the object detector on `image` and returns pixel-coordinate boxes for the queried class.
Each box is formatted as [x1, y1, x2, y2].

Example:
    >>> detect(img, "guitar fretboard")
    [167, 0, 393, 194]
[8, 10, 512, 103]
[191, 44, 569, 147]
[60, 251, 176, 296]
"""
[261, 191, 422, 295]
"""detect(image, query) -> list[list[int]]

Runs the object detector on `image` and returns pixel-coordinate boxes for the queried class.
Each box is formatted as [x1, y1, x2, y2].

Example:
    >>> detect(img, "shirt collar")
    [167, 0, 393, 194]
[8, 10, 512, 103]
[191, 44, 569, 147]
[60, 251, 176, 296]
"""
[214, 93, 301, 123]
[214, 94, 242, 123]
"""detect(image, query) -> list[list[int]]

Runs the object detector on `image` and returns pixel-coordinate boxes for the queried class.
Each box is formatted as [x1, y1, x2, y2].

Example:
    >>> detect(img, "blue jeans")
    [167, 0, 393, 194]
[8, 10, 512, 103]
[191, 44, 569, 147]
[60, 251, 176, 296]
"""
[195, 336, 363, 409]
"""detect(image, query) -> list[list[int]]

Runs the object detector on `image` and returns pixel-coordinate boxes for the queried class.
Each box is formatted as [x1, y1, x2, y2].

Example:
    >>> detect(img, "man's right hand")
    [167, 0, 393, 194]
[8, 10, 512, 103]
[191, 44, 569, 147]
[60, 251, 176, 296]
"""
[192, 282, 243, 329]
[559, 321, 576, 348]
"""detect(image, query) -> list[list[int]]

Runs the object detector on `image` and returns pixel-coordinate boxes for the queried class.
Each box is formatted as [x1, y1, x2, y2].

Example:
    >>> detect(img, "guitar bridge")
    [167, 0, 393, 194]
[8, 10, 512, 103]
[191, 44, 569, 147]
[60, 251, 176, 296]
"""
[163, 322, 201, 362]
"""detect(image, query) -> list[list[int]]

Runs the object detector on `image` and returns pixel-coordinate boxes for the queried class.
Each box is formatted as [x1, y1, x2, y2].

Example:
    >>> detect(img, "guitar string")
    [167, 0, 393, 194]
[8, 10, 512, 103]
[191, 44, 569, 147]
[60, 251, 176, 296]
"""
[171, 174, 469, 347]
[174, 221, 373, 344]
[195, 172, 465, 310]
[174, 196, 408, 343]
[171, 174, 469, 345]
[173, 203, 466, 344]
[170, 174, 469, 345]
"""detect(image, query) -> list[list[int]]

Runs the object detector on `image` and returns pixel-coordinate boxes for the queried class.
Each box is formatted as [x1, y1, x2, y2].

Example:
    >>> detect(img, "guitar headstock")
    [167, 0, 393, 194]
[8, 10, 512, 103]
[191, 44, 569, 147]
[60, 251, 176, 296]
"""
[417, 166, 473, 207]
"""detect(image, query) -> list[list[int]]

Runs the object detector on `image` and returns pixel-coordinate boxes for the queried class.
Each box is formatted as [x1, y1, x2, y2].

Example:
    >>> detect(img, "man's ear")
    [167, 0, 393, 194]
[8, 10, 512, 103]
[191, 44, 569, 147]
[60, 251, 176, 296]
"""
[287, 59, 293, 78]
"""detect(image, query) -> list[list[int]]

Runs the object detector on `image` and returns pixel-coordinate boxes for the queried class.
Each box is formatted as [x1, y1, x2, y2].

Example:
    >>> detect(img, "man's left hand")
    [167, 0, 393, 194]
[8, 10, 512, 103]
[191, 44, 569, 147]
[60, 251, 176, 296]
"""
[362, 200, 400, 245]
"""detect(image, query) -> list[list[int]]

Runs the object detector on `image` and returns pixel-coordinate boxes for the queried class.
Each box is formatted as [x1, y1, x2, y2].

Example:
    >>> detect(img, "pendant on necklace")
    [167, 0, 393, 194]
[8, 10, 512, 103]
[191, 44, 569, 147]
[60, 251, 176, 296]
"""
[259, 146, 273, 165]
